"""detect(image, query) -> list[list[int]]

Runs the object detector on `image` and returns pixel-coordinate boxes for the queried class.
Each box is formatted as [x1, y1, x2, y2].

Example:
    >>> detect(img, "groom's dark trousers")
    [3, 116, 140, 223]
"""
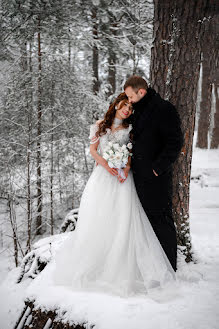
[131, 88, 184, 271]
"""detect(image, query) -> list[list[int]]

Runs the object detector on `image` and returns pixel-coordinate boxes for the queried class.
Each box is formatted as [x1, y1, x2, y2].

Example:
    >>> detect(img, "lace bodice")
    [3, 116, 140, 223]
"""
[89, 121, 132, 156]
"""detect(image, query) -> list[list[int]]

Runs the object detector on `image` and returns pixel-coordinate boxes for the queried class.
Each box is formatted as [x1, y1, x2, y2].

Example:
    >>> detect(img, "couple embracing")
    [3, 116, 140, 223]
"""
[53, 75, 184, 297]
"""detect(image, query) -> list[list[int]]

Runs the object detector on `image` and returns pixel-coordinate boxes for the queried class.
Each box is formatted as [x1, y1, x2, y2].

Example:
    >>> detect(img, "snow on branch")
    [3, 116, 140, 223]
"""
[17, 209, 78, 283]
[60, 208, 79, 233]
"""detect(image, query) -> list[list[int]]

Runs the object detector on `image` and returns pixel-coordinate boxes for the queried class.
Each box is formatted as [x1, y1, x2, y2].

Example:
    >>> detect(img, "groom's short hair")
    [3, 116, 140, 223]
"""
[124, 75, 148, 92]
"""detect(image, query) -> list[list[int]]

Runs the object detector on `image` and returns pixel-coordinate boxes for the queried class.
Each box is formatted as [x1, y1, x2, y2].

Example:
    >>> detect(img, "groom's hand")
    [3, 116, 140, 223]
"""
[153, 169, 158, 176]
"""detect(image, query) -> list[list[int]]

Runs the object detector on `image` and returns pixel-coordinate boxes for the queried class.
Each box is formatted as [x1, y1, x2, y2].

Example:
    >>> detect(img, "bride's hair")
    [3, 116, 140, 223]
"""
[97, 92, 132, 137]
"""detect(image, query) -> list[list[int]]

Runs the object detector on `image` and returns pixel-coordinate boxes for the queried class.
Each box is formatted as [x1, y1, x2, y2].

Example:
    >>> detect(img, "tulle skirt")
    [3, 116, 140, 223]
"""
[53, 165, 176, 297]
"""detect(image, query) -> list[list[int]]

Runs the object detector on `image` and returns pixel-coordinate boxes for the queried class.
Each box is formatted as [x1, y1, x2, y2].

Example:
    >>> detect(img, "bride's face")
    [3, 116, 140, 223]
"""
[116, 101, 132, 120]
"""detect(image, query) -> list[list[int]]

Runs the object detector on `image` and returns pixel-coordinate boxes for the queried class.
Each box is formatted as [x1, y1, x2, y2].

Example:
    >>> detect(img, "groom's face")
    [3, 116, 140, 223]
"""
[124, 87, 145, 104]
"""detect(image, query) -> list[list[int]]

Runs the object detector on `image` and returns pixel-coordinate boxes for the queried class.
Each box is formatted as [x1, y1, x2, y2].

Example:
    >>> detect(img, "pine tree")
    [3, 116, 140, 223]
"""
[150, 0, 217, 262]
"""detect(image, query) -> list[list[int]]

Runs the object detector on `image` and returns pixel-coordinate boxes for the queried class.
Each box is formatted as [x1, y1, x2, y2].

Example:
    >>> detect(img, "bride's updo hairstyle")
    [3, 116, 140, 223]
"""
[97, 92, 132, 137]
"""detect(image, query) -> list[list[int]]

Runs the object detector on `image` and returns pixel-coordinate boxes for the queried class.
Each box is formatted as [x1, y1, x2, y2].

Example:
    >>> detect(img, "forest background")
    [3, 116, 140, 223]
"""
[0, 0, 218, 269]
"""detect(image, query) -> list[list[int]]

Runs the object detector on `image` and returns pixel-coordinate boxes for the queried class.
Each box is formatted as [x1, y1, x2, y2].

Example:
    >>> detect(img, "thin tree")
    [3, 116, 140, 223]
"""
[25, 40, 34, 252]
[210, 15, 219, 149]
[210, 80, 219, 148]
[36, 15, 43, 235]
[92, 6, 99, 96]
[196, 14, 217, 148]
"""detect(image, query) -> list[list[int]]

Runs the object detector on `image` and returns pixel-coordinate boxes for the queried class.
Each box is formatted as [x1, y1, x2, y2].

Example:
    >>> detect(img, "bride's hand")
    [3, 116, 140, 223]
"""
[102, 160, 118, 176]
[118, 166, 130, 183]
[107, 166, 118, 176]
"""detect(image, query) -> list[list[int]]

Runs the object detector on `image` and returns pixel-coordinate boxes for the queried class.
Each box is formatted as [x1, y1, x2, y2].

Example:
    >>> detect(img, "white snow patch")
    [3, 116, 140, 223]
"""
[0, 147, 219, 329]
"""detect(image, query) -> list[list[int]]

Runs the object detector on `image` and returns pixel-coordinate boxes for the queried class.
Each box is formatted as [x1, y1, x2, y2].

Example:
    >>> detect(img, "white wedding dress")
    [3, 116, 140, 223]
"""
[52, 123, 176, 297]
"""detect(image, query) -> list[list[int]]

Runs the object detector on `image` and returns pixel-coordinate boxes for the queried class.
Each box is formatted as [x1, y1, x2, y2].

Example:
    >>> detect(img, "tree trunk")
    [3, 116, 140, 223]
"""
[107, 22, 117, 96]
[108, 50, 116, 95]
[196, 13, 216, 148]
[210, 82, 219, 148]
[150, 0, 173, 97]
[26, 145, 31, 251]
[132, 44, 137, 75]
[92, 7, 99, 95]
[20, 40, 32, 252]
[50, 110, 54, 235]
[196, 55, 212, 148]
[26, 41, 33, 252]
[72, 151, 75, 209]
[68, 26, 71, 66]
[150, 0, 214, 262]
[36, 16, 42, 235]
[57, 142, 63, 204]
[82, 140, 89, 179]
[8, 195, 18, 267]
[210, 15, 219, 149]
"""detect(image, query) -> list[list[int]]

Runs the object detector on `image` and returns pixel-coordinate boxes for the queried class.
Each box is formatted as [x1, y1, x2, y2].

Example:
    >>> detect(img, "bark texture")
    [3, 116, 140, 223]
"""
[36, 16, 42, 235]
[196, 12, 218, 148]
[107, 21, 117, 96]
[210, 81, 219, 148]
[210, 16, 219, 148]
[150, 0, 215, 261]
[150, 0, 173, 97]
[92, 7, 99, 95]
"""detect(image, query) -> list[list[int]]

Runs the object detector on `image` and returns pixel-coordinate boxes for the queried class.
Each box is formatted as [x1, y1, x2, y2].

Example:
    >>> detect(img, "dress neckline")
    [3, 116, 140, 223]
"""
[109, 126, 130, 134]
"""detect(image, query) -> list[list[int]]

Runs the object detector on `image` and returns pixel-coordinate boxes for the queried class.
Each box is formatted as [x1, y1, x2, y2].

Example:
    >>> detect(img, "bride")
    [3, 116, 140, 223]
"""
[53, 92, 176, 297]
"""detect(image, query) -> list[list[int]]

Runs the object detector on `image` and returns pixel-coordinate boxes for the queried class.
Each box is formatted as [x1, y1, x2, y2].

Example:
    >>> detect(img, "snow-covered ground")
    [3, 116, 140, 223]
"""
[0, 145, 219, 329]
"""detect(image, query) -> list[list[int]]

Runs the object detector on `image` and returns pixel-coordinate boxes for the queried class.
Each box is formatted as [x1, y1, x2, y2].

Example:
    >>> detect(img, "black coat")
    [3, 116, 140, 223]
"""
[131, 88, 184, 210]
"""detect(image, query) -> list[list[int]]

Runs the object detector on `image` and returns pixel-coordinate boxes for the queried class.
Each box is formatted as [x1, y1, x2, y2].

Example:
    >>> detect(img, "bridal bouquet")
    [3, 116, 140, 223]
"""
[103, 141, 132, 179]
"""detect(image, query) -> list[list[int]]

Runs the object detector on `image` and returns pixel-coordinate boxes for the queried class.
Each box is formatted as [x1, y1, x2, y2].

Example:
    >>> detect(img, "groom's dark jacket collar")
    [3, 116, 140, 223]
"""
[131, 87, 160, 137]
[132, 87, 157, 114]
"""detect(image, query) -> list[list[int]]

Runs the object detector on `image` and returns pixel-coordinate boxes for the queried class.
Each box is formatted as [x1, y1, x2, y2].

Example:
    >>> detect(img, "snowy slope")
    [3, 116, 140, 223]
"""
[0, 146, 219, 329]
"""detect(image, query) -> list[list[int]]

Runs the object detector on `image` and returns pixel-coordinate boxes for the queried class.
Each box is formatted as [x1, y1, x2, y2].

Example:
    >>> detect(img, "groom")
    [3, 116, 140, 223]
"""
[124, 75, 183, 271]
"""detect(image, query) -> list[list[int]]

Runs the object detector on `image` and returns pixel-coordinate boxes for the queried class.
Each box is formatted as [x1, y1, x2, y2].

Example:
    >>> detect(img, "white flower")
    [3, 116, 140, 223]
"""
[115, 151, 121, 157]
[127, 142, 132, 149]
[103, 141, 132, 170]
[115, 157, 122, 163]
[114, 161, 122, 168]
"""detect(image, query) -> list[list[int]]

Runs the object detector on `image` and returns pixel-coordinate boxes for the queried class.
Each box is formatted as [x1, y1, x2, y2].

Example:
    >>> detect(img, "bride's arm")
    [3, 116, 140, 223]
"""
[90, 142, 118, 177]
